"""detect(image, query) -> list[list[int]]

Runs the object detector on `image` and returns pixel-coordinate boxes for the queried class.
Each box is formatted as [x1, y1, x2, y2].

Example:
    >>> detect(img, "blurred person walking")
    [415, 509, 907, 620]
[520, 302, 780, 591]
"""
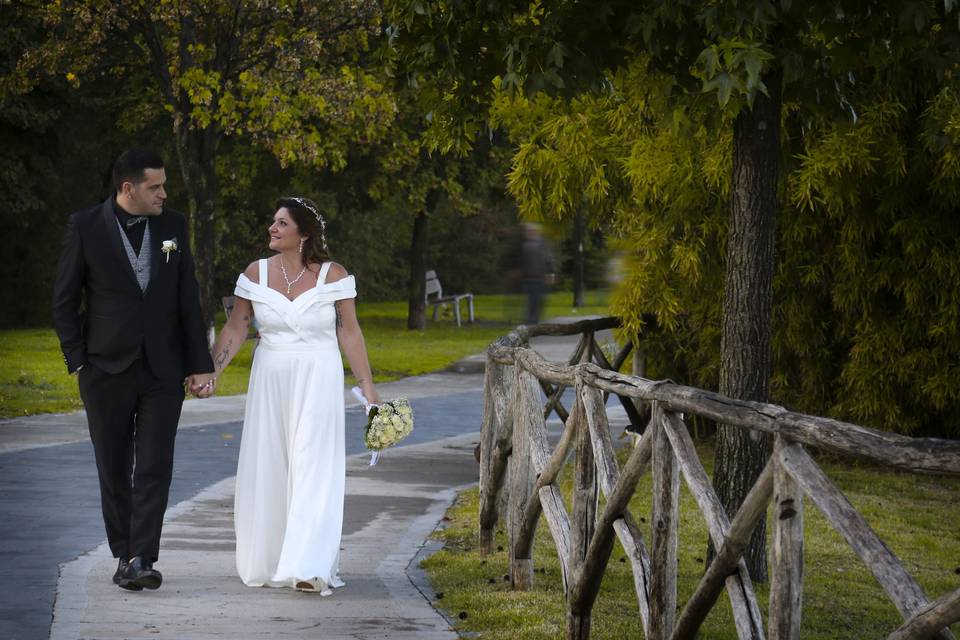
[520, 222, 555, 325]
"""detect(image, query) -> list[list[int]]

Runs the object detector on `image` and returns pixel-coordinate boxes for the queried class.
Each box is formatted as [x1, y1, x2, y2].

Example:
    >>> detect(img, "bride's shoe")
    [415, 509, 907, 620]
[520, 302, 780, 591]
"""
[295, 577, 333, 596]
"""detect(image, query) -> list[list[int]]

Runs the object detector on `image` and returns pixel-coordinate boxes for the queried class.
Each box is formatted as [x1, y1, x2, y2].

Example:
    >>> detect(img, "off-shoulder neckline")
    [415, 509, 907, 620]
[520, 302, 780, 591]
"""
[237, 272, 354, 304]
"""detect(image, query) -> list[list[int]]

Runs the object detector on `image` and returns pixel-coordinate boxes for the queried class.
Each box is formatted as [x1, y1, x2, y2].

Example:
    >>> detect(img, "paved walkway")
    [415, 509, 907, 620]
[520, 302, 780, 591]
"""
[0, 319, 622, 640]
[49, 436, 480, 640]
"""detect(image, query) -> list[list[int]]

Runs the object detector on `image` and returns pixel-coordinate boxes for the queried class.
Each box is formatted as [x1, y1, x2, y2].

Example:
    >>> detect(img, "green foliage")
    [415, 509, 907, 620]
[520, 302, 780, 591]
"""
[497, 61, 960, 435]
[6, 1, 396, 171]
[0, 3, 520, 329]
[491, 60, 729, 389]
[695, 38, 775, 107]
[383, 0, 960, 436]
[0, 4, 170, 327]
[295, 95, 518, 303]
[2, 1, 402, 329]
[776, 87, 960, 435]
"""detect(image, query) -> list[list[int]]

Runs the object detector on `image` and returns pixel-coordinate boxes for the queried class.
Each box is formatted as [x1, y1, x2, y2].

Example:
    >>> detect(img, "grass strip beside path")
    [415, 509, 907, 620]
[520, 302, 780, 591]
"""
[424, 440, 960, 639]
[0, 291, 609, 419]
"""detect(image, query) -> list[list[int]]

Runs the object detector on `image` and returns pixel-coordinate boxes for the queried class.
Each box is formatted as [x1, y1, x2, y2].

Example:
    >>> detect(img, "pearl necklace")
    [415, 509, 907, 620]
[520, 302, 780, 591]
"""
[279, 257, 308, 295]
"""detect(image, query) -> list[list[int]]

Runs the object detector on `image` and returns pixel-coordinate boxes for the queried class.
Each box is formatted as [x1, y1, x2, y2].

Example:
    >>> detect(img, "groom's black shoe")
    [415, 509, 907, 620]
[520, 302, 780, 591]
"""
[113, 558, 142, 591]
[117, 556, 162, 591]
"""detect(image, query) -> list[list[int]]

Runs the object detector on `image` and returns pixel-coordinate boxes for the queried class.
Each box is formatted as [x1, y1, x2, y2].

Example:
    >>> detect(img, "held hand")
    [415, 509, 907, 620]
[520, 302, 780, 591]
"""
[196, 376, 217, 398]
[188, 373, 217, 398]
[185, 375, 201, 396]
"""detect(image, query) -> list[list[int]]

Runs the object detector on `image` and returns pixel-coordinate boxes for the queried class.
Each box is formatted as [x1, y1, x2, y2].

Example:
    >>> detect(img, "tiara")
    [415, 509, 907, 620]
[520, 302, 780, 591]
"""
[289, 196, 322, 222]
[287, 196, 327, 250]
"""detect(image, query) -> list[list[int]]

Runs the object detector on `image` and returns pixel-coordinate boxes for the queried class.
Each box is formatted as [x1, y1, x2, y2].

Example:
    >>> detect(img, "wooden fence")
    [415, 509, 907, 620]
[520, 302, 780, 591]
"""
[478, 316, 960, 640]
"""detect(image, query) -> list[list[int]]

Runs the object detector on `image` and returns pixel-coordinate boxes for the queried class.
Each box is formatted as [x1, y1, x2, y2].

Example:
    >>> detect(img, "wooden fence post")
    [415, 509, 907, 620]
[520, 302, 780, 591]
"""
[769, 435, 804, 640]
[649, 404, 679, 640]
[508, 366, 539, 590]
[513, 379, 576, 592]
[659, 411, 766, 639]
[479, 356, 501, 553]
[569, 382, 656, 637]
[567, 381, 598, 640]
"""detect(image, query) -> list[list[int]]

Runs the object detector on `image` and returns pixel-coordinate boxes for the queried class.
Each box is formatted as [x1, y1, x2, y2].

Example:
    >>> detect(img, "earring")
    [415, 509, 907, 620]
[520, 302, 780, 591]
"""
[299, 237, 306, 253]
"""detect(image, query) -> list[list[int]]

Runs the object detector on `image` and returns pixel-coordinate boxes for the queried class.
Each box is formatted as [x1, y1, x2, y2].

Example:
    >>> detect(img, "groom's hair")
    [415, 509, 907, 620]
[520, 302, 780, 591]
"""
[112, 148, 165, 192]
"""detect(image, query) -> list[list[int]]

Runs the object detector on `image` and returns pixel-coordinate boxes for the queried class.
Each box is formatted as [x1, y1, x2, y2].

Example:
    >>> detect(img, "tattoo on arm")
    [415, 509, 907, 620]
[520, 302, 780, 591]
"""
[215, 338, 233, 370]
[335, 301, 343, 330]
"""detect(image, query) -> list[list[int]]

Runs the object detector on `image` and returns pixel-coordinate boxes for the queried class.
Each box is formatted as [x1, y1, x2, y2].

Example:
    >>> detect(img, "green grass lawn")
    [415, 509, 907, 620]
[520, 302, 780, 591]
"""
[425, 440, 960, 639]
[0, 290, 610, 418]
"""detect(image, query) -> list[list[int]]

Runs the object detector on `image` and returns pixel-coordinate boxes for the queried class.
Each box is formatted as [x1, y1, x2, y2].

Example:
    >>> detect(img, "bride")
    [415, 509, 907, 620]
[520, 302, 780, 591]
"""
[199, 196, 380, 594]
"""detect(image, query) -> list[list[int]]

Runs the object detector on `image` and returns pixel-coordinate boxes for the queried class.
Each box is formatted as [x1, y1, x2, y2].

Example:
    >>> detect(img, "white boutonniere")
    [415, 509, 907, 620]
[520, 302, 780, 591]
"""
[161, 238, 178, 263]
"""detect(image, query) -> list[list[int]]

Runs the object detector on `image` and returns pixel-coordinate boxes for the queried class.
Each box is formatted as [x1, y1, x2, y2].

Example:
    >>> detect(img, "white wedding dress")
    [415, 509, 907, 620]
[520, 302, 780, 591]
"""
[232, 259, 356, 590]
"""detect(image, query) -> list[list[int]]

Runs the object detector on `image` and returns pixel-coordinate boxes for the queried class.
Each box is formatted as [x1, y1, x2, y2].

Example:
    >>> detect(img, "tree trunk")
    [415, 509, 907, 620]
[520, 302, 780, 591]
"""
[175, 123, 219, 344]
[407, 210, 428, 330]
[572, 206, 586, 308]
[712, 69, 782, 584]
[163, 13, 218, 344]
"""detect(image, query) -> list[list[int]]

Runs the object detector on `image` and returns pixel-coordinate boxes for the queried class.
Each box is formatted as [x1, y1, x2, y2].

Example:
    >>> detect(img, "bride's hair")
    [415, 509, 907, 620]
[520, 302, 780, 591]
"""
[276, 196, 331, 268]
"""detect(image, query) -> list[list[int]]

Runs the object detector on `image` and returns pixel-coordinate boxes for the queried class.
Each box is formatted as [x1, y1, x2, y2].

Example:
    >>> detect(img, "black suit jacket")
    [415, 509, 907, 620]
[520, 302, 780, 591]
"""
[52, 197, 214, 380]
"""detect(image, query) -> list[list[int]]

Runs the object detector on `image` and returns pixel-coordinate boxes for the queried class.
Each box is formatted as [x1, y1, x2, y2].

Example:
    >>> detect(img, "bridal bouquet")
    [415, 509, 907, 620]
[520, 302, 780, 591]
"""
[352, 387, 414, 465]
[364, 398, 414, 449]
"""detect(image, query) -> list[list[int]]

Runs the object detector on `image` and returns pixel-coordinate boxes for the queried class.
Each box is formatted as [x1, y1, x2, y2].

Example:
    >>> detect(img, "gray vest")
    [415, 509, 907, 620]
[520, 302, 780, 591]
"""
[116, 219, 152, 292]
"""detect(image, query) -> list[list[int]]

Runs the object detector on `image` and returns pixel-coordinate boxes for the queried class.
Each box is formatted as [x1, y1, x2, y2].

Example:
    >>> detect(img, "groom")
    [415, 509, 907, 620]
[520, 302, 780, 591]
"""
[52, 148, 215, 591]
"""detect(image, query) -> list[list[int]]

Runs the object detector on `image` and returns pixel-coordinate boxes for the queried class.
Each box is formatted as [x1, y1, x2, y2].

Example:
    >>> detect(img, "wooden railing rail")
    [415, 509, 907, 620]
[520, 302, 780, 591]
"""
[478, 316, 960, 640]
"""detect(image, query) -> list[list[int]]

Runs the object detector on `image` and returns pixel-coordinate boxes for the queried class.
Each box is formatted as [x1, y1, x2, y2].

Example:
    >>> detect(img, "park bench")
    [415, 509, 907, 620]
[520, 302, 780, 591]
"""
[425, 270, 474, 327]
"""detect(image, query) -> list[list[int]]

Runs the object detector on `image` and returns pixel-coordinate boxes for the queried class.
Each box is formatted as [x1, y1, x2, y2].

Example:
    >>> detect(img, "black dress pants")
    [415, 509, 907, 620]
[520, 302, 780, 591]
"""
[78, 358, 185, 562]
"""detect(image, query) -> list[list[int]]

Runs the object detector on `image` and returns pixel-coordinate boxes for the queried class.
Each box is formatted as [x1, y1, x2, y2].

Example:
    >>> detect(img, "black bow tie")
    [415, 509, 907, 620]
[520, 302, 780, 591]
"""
[126, 216, 148, 228]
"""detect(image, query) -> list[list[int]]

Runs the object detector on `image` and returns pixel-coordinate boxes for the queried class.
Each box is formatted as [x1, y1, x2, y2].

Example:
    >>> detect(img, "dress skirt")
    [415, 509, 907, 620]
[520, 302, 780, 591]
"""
[234, 342, 346, 589]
